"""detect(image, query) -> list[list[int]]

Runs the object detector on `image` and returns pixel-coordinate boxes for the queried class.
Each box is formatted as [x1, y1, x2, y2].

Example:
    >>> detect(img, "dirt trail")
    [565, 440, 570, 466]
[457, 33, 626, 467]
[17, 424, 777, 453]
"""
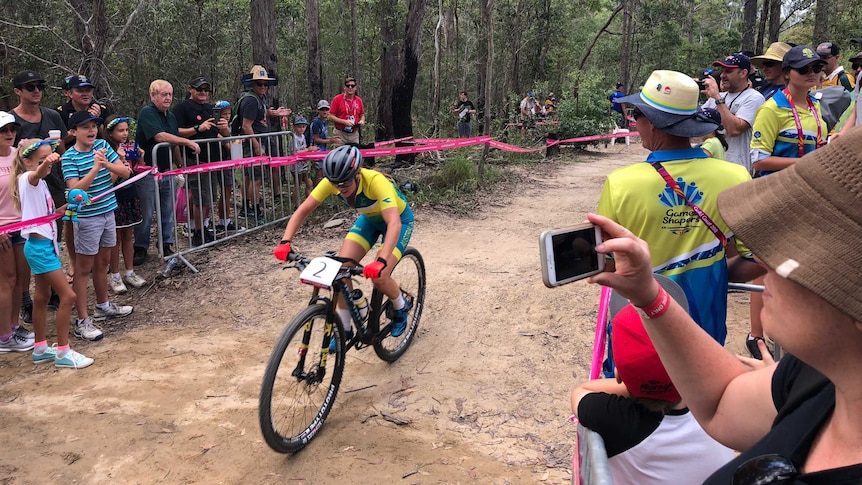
[0, 143, 753, 484]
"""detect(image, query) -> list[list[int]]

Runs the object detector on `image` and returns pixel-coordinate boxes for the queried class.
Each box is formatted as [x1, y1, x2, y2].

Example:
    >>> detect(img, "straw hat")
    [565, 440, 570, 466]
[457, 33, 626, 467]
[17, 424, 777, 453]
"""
[718, 127, 862, 323]
[617, 70, 719, 138]
[750, 42, 792, 68]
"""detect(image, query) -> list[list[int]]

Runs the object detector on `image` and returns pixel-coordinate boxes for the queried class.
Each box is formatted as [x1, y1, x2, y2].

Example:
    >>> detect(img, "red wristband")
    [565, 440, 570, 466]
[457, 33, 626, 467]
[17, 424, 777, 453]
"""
[639, 285, 670, 319]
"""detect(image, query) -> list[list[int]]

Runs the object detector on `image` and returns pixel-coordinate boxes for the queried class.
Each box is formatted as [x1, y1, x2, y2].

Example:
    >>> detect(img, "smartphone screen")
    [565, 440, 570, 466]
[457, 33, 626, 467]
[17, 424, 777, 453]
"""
[540, 225, 604, 287]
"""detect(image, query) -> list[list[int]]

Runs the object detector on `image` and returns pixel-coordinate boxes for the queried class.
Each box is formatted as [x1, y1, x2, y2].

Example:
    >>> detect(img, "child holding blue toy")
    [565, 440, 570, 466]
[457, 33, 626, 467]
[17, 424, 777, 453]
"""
[10, 139, 91, 368]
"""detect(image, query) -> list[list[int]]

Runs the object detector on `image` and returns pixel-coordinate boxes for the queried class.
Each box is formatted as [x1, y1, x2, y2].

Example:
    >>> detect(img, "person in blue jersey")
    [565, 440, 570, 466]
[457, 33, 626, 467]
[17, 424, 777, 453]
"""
[62, 111, 134, 342]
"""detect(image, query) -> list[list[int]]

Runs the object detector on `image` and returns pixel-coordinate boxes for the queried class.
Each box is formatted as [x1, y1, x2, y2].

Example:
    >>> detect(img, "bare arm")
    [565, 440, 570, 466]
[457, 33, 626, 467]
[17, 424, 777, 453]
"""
[586, 213, 778, 450]
[702, 77, 753, 137]
[377, 206, 402, 262]
[154, 131, 200, 154]
[28, 152, 60, 186]
[752, 155, 800, 172]
[571, 379, 630, 417]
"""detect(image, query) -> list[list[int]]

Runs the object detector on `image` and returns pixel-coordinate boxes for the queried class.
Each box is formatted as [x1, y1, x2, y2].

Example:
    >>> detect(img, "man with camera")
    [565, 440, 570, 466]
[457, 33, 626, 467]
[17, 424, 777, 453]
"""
[175, 76, 230, 245]
[701, 53, 765, 172]
[329, 77, 365, 145]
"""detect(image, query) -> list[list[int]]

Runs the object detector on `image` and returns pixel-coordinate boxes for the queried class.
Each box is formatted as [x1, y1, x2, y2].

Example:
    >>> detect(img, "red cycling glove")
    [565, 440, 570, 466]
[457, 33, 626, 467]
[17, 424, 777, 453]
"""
[362, 257, 388, 279]
[273, 240, 292, 261]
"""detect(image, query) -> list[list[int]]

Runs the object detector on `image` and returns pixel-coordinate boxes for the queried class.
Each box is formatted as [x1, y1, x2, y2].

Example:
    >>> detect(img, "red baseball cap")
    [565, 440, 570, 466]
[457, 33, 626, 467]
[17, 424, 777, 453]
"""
[611, 304, 681, 403]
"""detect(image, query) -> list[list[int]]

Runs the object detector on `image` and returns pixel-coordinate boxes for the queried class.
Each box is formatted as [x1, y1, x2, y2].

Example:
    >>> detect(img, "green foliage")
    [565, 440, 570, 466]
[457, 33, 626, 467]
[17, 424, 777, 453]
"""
[555, 71, 614, 141]
[432, 153, 477, 194]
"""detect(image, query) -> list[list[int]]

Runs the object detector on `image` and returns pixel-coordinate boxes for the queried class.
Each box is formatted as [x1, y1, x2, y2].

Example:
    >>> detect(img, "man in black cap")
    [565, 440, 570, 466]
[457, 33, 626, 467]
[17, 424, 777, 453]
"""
[701, 53, 765, 171]
[174, 76, 232, 244]
[55, 74, 112, 127]
[817, 42, 856, 92]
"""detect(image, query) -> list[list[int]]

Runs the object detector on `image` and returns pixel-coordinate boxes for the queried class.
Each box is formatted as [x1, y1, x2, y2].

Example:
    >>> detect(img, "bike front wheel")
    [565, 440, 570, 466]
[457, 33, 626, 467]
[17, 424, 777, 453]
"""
[259, 303, 346, 453]
[372, 247, 426, 362]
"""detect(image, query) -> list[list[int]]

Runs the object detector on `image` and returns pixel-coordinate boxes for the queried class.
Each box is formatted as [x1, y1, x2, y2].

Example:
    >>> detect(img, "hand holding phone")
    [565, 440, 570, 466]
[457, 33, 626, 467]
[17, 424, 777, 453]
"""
[540, 224, 604, 287]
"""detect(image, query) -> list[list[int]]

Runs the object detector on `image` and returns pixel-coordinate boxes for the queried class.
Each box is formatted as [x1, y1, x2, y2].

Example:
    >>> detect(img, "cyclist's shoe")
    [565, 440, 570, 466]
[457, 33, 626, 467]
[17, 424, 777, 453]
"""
[389, 297, 412, 337]
[329, 329, 353, 354]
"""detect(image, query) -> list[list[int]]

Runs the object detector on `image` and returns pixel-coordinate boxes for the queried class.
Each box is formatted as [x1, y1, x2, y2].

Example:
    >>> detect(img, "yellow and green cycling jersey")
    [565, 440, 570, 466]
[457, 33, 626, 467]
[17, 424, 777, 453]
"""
[310, 167, 413, 223]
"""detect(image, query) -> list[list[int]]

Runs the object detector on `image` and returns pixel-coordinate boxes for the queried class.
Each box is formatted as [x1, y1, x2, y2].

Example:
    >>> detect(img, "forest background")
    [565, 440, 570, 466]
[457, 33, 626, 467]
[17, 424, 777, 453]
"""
[1, 0, 860, 142]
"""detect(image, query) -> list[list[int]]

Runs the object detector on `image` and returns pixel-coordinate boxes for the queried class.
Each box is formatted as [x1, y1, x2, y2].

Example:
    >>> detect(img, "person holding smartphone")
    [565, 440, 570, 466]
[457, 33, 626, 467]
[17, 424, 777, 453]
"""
[586, 127, 862, 484]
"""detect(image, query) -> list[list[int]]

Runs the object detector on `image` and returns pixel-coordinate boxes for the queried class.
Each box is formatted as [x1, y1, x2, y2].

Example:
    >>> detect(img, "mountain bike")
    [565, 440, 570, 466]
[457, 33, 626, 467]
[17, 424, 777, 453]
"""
[258, 247, 426, 453]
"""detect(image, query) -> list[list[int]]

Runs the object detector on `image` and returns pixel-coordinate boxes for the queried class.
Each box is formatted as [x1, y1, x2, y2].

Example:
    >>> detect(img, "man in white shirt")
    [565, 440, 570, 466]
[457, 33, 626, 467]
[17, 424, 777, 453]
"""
[701, 53, 765, 172]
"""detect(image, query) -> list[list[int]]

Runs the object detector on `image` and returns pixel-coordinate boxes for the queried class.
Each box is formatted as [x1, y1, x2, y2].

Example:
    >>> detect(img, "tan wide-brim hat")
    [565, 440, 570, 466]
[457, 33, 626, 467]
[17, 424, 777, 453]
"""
[718, 127, 862, 323]
[750, 42, 792, 68]
[249, 65, 277, 84]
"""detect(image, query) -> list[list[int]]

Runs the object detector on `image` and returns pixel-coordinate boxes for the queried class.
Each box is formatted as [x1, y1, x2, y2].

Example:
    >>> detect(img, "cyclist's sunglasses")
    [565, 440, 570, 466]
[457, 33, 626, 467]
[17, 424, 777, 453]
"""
[793, 64, 823, 75]
[732, 454, 797, 485]
[332, 177, 356, 188]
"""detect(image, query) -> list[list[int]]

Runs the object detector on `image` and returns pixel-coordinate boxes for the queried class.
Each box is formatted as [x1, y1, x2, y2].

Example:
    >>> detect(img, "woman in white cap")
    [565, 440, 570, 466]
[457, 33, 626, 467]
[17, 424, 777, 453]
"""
[586, 127, 862, 483]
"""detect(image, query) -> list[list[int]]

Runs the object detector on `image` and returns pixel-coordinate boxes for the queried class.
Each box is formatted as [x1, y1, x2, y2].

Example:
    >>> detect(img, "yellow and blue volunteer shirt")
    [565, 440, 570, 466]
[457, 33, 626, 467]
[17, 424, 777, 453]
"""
[750, 90, 824, 177]
[597, 148, 752, 344]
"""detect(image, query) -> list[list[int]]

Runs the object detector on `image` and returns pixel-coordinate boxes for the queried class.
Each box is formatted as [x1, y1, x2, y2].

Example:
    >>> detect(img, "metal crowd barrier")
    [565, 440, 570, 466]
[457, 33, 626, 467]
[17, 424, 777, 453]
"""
[575, 424, 614, 485]
[149, 130, 307, 274]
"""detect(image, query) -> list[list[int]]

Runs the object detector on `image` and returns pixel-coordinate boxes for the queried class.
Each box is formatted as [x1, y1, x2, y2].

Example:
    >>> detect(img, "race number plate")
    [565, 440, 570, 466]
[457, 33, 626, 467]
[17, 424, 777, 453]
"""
[299, 257, 341, 289]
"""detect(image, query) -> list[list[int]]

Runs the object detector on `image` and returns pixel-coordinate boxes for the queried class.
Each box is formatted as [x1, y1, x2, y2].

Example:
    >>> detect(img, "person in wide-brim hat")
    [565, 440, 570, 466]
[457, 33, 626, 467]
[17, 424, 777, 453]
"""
[248, 64, 277, 86]
[616, 70, 719, 138]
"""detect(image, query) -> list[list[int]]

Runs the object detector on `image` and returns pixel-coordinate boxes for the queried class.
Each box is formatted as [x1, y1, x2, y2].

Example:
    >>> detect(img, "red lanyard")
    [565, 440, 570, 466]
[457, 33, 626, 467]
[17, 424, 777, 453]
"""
[651, 162, 728, 248]
[783, 88, 823, 158]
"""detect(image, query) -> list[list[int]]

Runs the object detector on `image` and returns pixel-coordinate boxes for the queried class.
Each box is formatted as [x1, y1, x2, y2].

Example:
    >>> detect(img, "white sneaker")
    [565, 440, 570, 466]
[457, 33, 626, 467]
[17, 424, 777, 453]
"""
[74, 317, 104, 341]
[109, 274, 128, 295]
[0, 332, 35, 352]
[123, 271, 147, 288]
[93, 302, 134, 321]
[14, 325, 35, 341]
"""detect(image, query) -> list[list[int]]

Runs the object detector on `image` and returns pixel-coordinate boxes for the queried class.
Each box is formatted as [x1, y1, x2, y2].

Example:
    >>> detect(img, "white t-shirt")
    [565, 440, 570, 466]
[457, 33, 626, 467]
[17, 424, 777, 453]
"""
[704, 88, 764, 171]
[17, 172, 56, 241]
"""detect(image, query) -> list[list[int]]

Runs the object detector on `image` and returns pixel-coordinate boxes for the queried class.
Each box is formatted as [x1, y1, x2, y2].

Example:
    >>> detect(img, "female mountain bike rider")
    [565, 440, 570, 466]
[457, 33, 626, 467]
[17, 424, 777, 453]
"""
[273, 145, 414, 339]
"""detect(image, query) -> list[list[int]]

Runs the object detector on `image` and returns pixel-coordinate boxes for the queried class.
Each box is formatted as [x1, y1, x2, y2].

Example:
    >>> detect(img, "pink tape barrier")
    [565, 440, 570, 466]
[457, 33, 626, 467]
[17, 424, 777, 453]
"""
[0, 214, 62, 236]
[589, 286, 612, 380]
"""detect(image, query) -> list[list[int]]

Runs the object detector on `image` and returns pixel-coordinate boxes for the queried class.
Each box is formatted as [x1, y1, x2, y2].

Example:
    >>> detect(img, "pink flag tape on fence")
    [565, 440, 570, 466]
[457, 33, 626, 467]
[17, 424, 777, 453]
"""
[589, 286, 612, 380]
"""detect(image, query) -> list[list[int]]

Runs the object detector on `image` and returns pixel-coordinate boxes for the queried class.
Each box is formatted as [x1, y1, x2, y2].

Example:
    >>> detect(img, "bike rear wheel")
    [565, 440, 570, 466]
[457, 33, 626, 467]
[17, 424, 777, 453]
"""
[259, 304, 346, 453]
[372, 247, 426, 362]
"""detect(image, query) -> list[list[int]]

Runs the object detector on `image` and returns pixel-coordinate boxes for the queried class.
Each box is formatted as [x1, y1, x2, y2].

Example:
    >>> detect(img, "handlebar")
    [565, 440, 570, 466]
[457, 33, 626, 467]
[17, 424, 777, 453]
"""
[287, 251, 365, 277]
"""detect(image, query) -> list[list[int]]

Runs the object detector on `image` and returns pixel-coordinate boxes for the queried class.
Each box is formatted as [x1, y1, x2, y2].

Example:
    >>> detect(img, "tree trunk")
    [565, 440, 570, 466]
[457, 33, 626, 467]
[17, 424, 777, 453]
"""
[432, 0, 443, 138]
[69, 0, 109, 100]
[812, 0, 830, 44]
[756, 0, 769, 54]
[306, 0, 322, 110]
[251, 0, 279, 105]
[350, 0, 360, 79]
[391, 0, 427, 165]
[742, 0, 757, 54]
[620, 0, 634, 92]
[376, 4, 398, 141]
[767, 0, 781, 43]
[478, 0, 494, 180]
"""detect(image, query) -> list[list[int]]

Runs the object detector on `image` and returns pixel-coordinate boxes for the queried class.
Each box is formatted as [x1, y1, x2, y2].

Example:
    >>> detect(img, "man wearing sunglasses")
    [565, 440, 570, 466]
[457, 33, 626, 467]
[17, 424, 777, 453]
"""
[817, 42, 856, 92]
[175, 76, 231, 245]
[701, 53, 766, 172]
[10, 70, 70, 221]
[329, 77, 365, 145]
[750, 42, 792, 101]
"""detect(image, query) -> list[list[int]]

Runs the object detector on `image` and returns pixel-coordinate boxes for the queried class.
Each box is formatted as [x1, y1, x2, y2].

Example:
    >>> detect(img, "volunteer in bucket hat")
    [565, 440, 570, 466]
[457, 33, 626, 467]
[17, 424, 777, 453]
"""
[750, 42, 792, 100]
[597, 69, 754, 346]
[571, 276, 734, 485]
[585, 127, 862, 484]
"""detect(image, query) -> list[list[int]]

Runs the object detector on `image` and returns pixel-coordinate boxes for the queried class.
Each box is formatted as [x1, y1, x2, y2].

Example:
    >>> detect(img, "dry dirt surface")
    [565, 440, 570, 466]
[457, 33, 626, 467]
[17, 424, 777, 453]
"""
[0, 143, 754, 484]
